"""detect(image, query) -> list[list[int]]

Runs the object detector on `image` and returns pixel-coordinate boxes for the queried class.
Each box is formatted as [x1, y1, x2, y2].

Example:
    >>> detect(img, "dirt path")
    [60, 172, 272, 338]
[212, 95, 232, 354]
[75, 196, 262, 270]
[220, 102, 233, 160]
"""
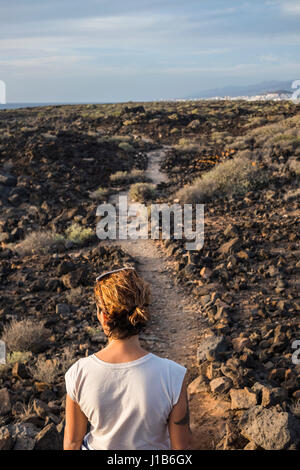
[104, 146, 227, 449]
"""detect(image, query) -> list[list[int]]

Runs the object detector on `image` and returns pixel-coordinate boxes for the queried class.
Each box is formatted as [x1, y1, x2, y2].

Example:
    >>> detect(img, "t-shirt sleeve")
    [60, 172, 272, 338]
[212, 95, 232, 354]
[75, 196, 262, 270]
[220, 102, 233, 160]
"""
[170, 361, 187, 406]
[65, 361, 79, 402]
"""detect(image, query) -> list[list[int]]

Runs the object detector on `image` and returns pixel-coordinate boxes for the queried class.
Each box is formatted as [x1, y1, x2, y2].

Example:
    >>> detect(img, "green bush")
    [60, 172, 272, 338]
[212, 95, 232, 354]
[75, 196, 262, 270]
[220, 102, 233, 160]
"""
[129, 182, 157, 202]
[65, 223, 95, 245]
[118, 142, 135, 153]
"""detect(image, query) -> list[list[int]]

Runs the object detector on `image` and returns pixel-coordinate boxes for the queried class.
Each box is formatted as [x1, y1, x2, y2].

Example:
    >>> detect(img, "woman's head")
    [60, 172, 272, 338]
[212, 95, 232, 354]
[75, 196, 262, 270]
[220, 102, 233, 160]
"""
[94, 267, 151, 339]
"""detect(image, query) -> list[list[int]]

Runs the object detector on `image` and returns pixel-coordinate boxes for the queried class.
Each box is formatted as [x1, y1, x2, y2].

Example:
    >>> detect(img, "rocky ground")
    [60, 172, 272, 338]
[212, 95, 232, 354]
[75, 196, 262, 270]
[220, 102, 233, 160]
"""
[0, 100, 299, 450]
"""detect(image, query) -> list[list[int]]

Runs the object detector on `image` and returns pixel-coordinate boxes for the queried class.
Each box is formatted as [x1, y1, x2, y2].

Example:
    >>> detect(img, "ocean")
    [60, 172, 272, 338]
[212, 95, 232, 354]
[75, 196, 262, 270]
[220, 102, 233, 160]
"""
[0, 102, 89, 110]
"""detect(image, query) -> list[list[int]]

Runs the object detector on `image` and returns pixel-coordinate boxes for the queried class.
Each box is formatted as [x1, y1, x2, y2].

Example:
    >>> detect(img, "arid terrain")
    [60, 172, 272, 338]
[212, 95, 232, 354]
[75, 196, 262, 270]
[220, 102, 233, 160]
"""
[0, 100, 299, 450]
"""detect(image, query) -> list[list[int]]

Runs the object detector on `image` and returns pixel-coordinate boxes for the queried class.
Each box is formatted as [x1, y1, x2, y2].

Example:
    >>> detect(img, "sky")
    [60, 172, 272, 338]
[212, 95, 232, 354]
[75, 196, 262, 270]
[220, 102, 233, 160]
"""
[1, 0, 300, 102]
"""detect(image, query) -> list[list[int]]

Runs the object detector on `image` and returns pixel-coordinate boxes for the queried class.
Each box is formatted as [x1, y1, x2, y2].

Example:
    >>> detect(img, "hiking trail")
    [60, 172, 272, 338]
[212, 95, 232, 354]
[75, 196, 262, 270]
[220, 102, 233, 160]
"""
[104, 145, 227, 449]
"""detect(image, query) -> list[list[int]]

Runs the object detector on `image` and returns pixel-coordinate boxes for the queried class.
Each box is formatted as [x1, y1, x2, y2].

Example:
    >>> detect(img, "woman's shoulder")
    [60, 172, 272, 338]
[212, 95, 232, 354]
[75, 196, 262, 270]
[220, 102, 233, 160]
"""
[65, 355, 94, 378]
[150, 354, 187, 373]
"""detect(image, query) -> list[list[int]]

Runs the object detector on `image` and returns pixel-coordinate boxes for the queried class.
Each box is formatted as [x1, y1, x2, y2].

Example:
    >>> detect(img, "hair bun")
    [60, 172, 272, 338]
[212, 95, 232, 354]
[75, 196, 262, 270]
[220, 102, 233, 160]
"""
[128, 305, 149, 326]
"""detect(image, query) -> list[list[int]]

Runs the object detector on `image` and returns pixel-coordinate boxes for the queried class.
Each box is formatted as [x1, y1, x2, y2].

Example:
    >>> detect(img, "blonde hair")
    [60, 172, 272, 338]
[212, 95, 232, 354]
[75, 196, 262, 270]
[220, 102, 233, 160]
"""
[94, 268, 151, 339]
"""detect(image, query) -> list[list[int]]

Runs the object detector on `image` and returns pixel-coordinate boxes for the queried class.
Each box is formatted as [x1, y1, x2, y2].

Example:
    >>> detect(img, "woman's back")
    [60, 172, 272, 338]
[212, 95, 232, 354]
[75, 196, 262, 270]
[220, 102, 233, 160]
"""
[65, 352, 187, 450]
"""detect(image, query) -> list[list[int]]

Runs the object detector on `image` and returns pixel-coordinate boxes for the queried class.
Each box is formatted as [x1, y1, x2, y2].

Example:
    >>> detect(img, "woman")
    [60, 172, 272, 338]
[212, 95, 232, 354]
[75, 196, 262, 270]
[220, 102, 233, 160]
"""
[64, 266, 193, 450]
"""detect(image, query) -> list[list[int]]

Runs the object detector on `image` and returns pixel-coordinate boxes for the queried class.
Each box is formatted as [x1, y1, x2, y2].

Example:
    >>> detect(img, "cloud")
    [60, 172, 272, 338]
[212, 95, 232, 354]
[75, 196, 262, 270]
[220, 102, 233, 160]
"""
[279, 1, 300, 15]
[1, 1, 300, 101]
[0, 55, 87, 68]
[259, 53, 281, 63]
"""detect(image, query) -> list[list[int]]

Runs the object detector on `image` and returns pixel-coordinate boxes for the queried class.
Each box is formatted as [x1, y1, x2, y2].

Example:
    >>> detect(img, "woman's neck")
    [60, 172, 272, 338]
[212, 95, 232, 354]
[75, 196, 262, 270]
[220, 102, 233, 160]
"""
[107, 334, 142, 349]
[95, 334, 149, 363]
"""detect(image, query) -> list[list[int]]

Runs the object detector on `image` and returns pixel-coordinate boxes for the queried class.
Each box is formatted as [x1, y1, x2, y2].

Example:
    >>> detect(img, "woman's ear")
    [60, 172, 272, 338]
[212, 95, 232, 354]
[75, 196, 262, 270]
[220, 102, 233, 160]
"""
[97, 307, 107, 324]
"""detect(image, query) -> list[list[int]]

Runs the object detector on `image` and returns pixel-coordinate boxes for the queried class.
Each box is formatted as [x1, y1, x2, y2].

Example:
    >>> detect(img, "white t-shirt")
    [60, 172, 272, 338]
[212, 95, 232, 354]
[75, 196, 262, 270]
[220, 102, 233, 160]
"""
[65, 352, 187, 450]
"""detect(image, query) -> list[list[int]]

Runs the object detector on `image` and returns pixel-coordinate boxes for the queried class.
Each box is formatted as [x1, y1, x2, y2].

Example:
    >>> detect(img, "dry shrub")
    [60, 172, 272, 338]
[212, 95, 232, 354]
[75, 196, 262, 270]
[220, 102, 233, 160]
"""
[14, 230, 65, 255]
[290, 400, 300, 418]
[29, 348, 76, 383]
[176, 156, 268, 203]
[1, 318, 50, 353]
[65, 286, 84, 305]
[58, 348, 77, 374]
[89, 187, 109, 201]
[29, 358, 57, 384]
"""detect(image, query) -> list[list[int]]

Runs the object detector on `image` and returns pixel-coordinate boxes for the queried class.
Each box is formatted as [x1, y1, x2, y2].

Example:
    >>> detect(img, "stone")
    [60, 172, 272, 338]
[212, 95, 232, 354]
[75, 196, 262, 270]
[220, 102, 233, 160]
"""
[218, 237, 240, 255]
[200, 267, 213, 279]
[33, 399, 50, 418]
[184, 264, 198, 278]
[224, 224, 239, 238]
[261, 386, 288, 407]
[239, 406, 300, 450]
[12, 362, 30, 379]
[230, 387, 258, 410]
[0, 426, 14, 450]
[187, 375, 209, 395]
[34, 423, 62, 450]
[236, 250, 249, 260]
[199, 294, 211, 307]
[34, 382, 51, 393]
[210, 377, 233, 394]
[197, 335, 227, 364]
[0, 388, 11, 415]
[7, 423, 38, 450]
[57, 260, 75, 276]
[0, 172, 17, 187]
[206, 362, 222, 380]
[268, 368, 286, 382]
[56, 419, 65, 441]
[55, 303, 70, 316]
[62, 269, 86, 288]
[232, 337, 250, 353]
[243, 441, 260, 450]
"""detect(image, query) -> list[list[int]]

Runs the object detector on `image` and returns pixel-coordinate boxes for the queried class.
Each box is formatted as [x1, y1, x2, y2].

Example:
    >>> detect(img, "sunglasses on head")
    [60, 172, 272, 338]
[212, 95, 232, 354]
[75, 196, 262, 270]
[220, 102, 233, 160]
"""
[96, 266, 135, 282]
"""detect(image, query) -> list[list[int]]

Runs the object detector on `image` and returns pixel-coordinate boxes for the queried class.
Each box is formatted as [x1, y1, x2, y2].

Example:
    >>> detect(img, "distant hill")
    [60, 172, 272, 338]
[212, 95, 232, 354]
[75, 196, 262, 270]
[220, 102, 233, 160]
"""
[187, 80, 294, 99]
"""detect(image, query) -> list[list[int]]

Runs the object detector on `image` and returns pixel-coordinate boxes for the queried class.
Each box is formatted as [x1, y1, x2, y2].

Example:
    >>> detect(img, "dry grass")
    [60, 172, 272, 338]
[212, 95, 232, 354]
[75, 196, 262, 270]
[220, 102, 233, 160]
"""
[6, 351, 32, 364]
[174, 138, 202, 153]
[13, 230, 65, 255]
[89, 187, 109, 201]
[110, 169, 148, 185]
[1, 319, 50, 353]
[176, 156, 268, 203]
